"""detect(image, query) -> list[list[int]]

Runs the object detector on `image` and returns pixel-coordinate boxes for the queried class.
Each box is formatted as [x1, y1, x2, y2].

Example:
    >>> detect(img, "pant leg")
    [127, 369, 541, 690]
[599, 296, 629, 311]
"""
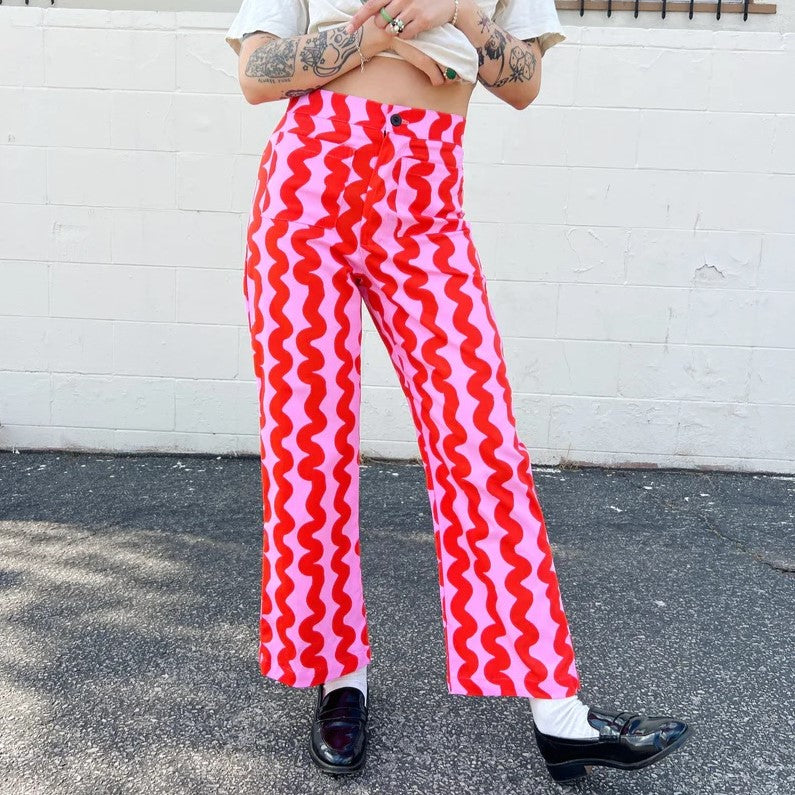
[242, 131, 372, 688]
[355, 146, 581, 699]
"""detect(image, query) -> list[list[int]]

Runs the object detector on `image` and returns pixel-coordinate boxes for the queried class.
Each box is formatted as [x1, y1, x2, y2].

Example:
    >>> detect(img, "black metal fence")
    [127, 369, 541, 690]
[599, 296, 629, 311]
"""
[555, 1, 777, 22]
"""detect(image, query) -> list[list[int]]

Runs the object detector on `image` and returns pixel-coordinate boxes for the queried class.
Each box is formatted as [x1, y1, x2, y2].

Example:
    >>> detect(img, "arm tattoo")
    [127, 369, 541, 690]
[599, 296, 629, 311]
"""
[473, 10, 538, 89]
[300, 28, 361, 76]
[246, 38, 299, 82]
[244, 27, 363, 97]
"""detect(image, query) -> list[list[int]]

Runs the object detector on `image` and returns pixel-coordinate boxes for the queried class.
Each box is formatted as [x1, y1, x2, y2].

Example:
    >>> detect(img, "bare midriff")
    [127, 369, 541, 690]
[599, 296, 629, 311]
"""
[323, 54, 476, 118]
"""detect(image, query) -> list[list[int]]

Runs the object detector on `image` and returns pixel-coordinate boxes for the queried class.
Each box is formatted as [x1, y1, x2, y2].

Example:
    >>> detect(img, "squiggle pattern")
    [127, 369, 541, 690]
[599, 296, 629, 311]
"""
[242, 88, 580, 699]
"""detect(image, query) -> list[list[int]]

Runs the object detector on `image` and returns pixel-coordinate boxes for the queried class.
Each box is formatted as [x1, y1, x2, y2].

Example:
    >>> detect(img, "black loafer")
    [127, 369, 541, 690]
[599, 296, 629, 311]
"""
[309, 685, 368, 775]
[534, 705, 692, 784]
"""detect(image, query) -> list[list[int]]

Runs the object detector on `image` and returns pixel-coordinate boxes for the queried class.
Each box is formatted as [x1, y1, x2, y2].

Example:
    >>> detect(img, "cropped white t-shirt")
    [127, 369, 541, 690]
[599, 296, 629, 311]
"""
[225, 0, 566, 85]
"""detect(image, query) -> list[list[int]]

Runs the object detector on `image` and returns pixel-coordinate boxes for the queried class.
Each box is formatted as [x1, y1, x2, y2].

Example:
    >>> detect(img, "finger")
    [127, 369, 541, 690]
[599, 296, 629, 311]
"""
[343, 0, 383, 35]
[417, 54, 445, 86]
[394, 18, 420, 40]
[371, 1, 408, 33]
[415, 62, 443, 86]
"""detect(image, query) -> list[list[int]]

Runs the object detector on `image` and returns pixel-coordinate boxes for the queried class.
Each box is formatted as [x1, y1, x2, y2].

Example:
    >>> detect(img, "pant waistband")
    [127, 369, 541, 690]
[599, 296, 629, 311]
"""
[285, 87, 466, 146]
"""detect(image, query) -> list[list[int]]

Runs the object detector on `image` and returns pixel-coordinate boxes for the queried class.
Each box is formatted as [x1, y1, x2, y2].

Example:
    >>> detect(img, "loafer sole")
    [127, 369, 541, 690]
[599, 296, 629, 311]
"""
[545, 724, 693, 783]
[308, 734, 367, 776]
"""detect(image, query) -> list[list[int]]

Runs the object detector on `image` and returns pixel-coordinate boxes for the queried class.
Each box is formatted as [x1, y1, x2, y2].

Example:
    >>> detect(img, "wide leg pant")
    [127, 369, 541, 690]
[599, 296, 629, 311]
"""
[243, 87, 580, 699]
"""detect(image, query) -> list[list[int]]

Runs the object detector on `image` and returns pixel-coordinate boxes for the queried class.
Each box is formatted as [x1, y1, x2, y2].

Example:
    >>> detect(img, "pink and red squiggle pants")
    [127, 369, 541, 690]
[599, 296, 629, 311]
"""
[243, 87, 580, 699]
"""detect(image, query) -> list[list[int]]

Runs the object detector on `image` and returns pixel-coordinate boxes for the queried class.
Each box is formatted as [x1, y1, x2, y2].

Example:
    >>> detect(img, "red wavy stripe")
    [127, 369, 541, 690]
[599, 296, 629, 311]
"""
[328, 272, 366, 674]
[263, 221, 299, 684]
[317, 96, 369, 675]
[293, 225, 332, 681]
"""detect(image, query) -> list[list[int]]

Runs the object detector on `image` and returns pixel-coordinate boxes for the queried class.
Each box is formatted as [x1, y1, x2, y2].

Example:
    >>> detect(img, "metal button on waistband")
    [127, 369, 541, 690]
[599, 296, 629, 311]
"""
[389, 113, 402, 126]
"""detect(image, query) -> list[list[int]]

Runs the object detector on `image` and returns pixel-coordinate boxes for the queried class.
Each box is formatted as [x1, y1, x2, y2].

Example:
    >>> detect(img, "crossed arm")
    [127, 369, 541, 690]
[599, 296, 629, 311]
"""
[236, 0, 543, 109]
[236, 15, 458, 104]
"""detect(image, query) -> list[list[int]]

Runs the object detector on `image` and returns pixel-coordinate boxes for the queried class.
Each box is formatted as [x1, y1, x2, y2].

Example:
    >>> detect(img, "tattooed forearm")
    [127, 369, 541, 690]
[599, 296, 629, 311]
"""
[450, 0, 541, 108]
[244, 27, 363, 90]
[473, 10, 537, 89]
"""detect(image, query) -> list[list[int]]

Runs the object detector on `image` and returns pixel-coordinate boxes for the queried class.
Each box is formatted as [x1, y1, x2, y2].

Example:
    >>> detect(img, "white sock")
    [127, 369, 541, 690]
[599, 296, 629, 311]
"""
[322, 664, 368, 705]
[529, 695, 599, 739]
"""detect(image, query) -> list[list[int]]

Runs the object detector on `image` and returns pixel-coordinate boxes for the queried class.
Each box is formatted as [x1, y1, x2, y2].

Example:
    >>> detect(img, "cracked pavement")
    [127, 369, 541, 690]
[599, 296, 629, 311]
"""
[0, 450, 792, 794]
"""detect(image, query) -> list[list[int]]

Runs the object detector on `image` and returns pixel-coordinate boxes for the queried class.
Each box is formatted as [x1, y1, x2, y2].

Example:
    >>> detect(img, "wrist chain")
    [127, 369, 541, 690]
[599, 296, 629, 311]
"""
[450, 0, 460, 26]
[354, 30, 371, 71]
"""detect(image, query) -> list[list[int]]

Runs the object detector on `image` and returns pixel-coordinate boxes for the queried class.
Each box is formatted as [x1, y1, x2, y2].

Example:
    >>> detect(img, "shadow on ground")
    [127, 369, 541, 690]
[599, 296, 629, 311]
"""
[0, 451, 792, 794]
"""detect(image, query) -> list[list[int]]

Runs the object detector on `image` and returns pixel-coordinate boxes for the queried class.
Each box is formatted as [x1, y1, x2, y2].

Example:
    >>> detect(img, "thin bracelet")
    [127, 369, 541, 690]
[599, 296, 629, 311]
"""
[353, 30, 371, 71]
[450, 0, 460, 26]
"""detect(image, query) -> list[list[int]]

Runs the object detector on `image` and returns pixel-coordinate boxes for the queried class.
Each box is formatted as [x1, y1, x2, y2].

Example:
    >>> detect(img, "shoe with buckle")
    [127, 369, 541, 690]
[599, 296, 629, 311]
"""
[533, 705, 692, 784]
[309, 685, 368, 775]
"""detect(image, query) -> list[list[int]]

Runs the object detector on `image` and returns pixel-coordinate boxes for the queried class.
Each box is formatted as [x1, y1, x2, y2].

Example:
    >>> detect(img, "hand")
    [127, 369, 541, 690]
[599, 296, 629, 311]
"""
[360, 11, 396, 52]
[344, 0, 456, 41]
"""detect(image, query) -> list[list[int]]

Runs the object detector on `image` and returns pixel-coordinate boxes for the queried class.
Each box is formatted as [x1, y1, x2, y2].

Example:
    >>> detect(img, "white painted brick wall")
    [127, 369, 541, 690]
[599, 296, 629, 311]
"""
[1, 6, 794, 473]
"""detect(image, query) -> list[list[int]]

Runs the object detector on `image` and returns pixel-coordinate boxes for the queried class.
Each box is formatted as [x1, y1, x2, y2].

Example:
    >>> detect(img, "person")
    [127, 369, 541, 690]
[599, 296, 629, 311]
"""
[225, 0, 692, 783]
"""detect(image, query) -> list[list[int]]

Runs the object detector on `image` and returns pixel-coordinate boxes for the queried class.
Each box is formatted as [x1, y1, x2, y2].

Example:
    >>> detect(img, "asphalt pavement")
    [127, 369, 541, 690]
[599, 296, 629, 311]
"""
[0, 450, 792, 795]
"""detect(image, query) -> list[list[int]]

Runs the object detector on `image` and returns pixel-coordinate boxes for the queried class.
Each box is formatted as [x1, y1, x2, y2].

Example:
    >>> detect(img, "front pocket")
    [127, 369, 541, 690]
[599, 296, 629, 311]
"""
[259, 126, 356, 229]
[394, 152, 466, 235]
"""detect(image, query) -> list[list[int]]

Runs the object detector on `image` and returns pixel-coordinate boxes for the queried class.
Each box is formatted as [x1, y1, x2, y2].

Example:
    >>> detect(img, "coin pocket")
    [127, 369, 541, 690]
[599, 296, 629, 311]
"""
[394, 153, 466, 234]
[260, 127, 356, 229]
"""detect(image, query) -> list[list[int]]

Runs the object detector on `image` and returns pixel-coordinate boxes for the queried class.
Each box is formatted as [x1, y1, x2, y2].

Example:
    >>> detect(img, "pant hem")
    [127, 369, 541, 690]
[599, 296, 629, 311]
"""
[258, 650, 372, 689]
[447, 677, 581, 699]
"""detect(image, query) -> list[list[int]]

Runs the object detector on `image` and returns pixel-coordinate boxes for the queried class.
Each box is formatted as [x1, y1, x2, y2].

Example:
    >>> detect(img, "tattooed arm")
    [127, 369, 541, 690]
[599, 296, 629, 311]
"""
[453, 0, 542, 110]
[236, 18, 392, 104]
